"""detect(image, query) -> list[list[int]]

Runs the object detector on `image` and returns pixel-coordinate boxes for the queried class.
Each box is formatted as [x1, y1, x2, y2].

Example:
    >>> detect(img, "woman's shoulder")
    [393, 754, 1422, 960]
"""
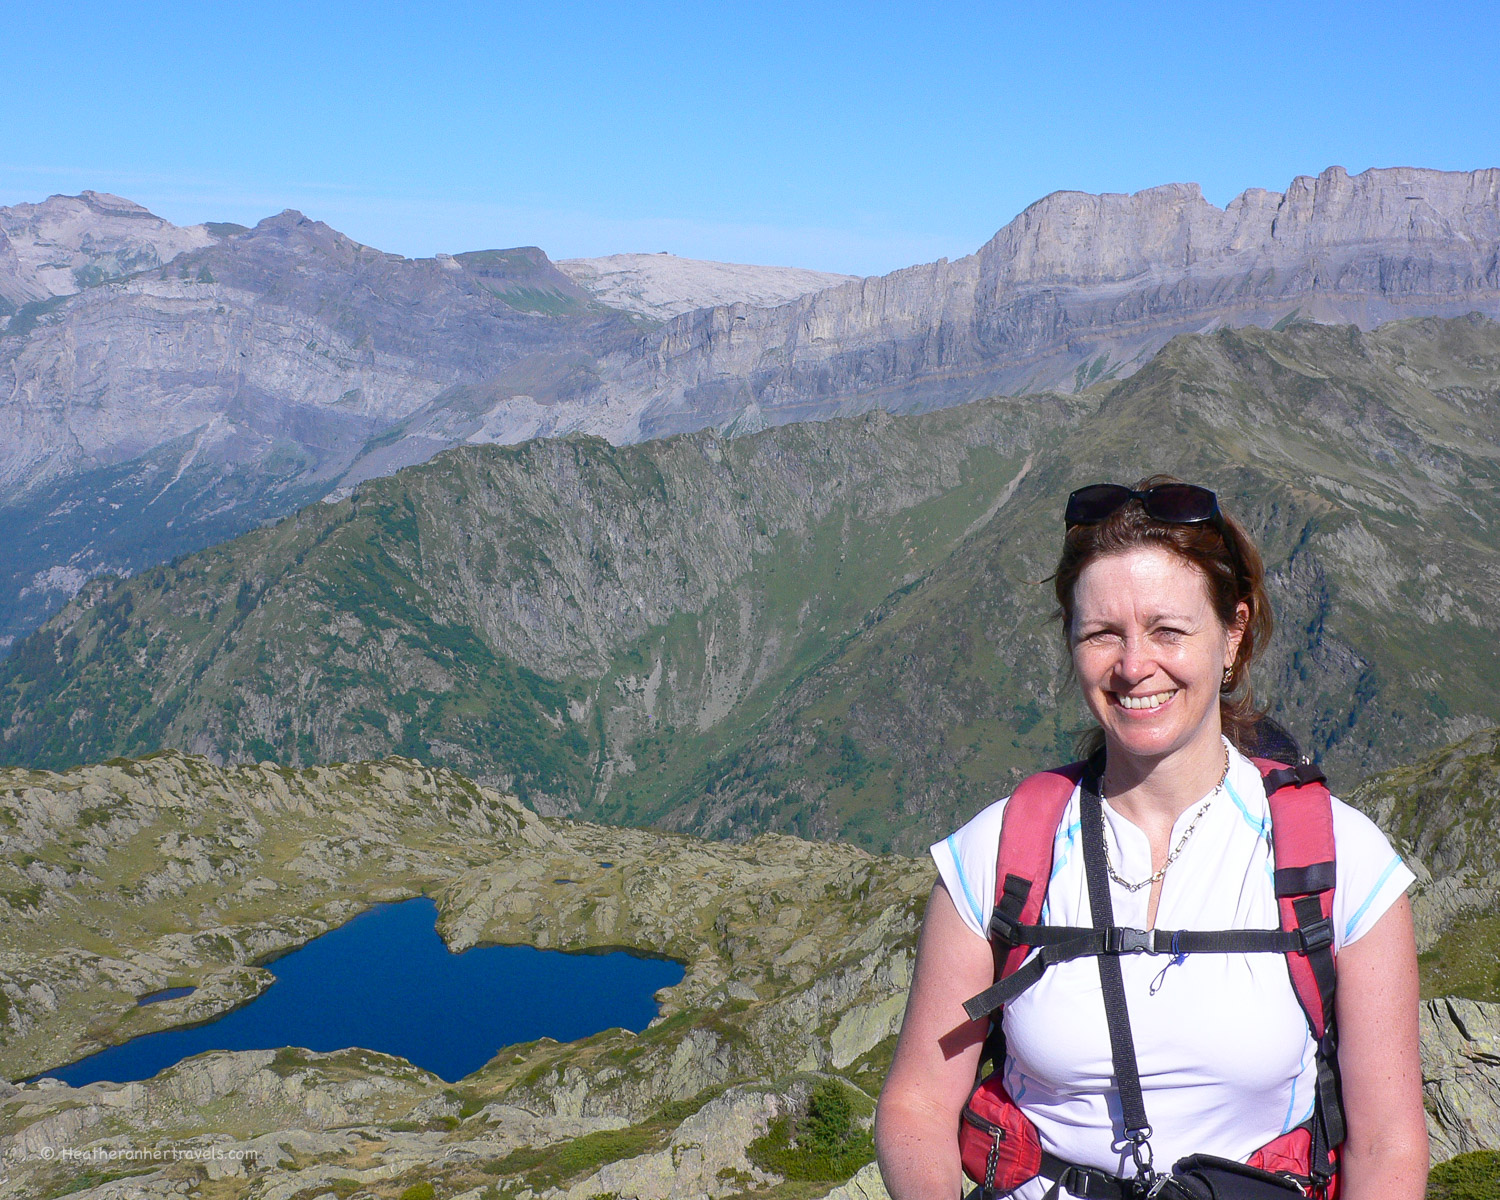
[1326, 794, 1415, 948]
[930, 794, 1013, 940]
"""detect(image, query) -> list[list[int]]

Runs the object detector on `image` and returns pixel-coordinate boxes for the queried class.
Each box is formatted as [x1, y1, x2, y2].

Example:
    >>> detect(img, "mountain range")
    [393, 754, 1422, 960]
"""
[5, 314, 1497, 851]
[3, 165, 1499, 651]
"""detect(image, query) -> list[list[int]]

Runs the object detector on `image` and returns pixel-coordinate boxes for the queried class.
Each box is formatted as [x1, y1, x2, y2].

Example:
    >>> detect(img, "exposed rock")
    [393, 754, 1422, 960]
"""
[818, 1161, 892, 1200]
[560, 1087, 782, 1200]
[0, 192, 216, 309]
[1421, 997, 1500, 1160]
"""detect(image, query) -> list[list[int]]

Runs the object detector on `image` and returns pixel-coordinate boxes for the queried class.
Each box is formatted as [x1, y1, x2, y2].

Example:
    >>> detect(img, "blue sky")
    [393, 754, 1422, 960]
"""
[3, 1, 1497, 275]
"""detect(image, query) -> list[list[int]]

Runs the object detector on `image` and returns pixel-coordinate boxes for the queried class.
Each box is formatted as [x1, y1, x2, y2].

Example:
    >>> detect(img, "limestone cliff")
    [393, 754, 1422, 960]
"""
[585, 166, 1500, 441]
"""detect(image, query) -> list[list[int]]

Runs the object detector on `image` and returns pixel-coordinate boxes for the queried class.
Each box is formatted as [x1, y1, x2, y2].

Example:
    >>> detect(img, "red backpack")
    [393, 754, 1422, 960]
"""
[957, 757, 1343, 1199]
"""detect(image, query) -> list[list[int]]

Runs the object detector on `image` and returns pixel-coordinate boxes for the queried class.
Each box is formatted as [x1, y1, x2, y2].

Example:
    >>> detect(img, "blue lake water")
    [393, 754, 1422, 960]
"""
[40, 896, 684, 1086]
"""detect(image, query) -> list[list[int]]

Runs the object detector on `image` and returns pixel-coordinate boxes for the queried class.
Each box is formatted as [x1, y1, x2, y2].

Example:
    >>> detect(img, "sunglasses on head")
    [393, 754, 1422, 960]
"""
[1064, 483, 1226, 533]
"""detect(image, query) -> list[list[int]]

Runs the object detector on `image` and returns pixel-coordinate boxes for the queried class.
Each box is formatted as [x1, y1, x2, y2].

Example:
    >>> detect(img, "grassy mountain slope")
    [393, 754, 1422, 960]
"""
[655, 314, 1500, 846]
[1348, 728, 1500, 1001]
[1, 317, 1499, 850]
[0, 399, 1078, 816]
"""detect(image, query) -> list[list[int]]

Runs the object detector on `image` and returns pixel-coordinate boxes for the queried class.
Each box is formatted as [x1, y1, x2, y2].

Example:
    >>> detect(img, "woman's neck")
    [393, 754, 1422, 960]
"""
[1100, 732, 1230, 828]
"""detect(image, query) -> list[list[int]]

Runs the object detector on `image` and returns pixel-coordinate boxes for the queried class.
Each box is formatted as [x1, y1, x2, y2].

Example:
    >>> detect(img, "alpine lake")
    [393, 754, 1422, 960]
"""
[39, 896, 685, 1086]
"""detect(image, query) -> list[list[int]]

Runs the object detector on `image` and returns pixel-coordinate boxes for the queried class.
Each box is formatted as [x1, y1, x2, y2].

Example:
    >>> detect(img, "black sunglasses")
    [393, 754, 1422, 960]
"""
[1064, 483, 1227, 534]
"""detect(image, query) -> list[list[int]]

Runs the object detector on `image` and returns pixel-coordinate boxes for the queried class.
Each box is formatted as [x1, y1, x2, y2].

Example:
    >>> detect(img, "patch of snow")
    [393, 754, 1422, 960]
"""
[556, 252, 856, 321]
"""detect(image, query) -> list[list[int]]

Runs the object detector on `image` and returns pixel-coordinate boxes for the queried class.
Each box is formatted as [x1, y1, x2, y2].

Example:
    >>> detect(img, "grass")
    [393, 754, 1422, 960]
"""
[1417, 913, 1500, 1001]
[491, 1127, 660, 1188]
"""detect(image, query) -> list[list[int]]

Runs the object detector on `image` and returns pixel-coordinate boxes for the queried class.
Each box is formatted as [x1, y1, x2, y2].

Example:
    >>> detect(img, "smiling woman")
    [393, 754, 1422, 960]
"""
[875, 477, 1428, 1200]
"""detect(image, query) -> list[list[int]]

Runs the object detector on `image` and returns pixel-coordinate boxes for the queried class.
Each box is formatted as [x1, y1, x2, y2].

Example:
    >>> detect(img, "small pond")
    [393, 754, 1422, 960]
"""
[40, 896, 684, 1086]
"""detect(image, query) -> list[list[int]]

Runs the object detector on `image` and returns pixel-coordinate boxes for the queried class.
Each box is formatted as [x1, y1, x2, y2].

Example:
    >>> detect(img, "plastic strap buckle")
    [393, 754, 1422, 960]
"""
[1107, 927, 1157, 955]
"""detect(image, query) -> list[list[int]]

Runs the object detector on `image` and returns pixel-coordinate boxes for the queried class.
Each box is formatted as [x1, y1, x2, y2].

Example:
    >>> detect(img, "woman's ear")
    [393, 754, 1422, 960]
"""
[1224, 600, 1250, 668]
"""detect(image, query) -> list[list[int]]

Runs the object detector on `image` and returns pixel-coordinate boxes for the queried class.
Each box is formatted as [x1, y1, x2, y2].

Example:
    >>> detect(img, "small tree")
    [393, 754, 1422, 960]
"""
[801, 1080, 855, 1153]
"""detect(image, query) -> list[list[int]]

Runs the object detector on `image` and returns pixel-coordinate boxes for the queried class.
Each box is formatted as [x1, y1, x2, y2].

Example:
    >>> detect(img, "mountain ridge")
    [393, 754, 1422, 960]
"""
[4, 165, 1499, 655]
[4, 316, 1498, 851]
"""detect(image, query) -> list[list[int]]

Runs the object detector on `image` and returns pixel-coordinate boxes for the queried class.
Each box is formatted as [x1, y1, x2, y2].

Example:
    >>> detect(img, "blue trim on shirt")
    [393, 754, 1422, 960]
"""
[946, 833, 987, 929]
[1225, 775, 1270, 836]
[1344, 854, 1405, 943]
[1050, 819, 1081, 880]
[1281, 1036, 1316, 1133]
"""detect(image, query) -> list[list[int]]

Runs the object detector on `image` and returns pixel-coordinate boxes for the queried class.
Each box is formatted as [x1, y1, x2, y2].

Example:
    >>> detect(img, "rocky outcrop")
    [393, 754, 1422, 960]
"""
[1422, 998, 1500, 1161]
[557, 253, 855, 320]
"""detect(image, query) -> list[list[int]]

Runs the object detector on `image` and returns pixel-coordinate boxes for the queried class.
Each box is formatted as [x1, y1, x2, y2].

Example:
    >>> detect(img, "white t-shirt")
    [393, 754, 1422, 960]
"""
[930, 741, 1413, 1197]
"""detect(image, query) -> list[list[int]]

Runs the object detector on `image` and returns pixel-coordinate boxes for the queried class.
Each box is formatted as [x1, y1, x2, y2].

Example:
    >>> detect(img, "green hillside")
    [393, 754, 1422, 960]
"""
[2, 316, 1499, 850]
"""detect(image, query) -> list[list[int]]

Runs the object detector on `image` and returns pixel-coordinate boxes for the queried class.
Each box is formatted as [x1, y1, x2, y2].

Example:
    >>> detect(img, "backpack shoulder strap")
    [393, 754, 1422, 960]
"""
[1257, 755, 1345, 1180]
[990, 762, 1085, 981]
[1256, 756, 1336, 1037]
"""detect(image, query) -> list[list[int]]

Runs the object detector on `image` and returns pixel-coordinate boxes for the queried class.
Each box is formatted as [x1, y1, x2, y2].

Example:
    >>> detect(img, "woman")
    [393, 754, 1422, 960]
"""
[874, 479, 1427, 1200]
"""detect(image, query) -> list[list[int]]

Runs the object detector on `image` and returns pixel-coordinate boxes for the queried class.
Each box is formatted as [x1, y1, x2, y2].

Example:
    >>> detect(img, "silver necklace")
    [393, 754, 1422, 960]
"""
[1101, 745, 1231, 893]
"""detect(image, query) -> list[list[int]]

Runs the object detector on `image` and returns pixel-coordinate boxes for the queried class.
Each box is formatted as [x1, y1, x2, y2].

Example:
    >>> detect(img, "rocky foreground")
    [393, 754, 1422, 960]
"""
[0, 750, 1496, 1198]
[0, 753, 925, 1199]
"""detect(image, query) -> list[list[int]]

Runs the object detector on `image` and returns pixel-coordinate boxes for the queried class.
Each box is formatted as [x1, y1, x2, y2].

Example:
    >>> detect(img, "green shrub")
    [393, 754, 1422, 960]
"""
[1429, 1150, 1500, 1200]
[747, 1080, 876, 1181]
[399, 1183, 436, 1200]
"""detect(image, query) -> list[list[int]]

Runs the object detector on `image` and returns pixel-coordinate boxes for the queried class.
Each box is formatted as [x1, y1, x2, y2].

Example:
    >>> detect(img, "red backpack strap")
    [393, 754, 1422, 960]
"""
[991, 762, 1085, 980]
[1257, 757, 1337, 1037]
[1258, 755, 1344, 1185]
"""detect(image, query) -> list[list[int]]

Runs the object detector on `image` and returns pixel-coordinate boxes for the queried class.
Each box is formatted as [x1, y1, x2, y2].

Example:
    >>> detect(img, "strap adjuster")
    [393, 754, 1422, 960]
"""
[1299, 916, 1335, 953]
[988, 910, 1020, 944]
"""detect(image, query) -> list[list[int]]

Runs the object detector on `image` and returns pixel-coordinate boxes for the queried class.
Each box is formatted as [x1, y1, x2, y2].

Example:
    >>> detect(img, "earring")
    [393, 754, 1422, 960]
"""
[1222, 666, 1233, 687]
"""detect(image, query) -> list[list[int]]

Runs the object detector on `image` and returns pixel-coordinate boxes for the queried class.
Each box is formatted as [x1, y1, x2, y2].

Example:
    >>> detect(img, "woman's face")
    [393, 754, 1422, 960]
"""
[1069, 546, 1247, 768]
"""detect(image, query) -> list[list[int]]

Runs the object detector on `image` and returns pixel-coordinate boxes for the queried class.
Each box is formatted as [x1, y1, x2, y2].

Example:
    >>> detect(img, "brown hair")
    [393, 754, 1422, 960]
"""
[1053, 474, 1273, 754]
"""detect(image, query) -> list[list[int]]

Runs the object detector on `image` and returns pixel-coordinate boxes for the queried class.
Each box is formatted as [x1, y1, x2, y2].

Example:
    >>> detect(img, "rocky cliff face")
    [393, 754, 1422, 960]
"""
[572, 166, 1500, 441]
